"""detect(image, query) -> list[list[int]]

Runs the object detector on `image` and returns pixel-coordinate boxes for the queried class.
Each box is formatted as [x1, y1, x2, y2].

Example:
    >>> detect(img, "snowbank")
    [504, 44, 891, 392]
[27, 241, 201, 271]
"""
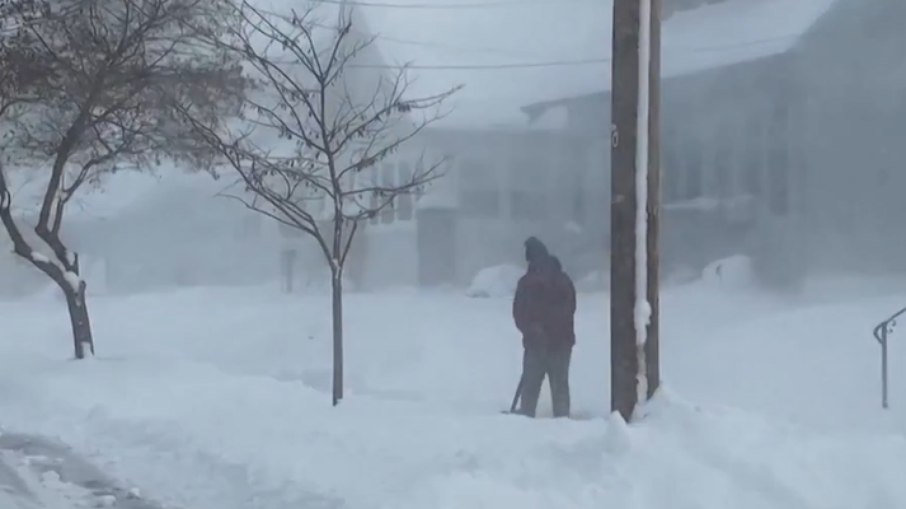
[392, 390, 906, 509]
[466, 265, 524, 298]
[702, 254, 754, 290]
[3, 366, 906, 509]
[1, 281, 905, 509]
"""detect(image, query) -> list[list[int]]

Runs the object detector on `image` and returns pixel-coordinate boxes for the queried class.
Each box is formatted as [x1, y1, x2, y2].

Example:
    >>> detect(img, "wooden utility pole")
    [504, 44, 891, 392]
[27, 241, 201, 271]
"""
[610, 0, 661, 422]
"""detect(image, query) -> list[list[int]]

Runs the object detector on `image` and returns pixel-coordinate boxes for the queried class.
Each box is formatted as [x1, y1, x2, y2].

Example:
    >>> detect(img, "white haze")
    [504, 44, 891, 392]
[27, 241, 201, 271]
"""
[2, 0, 902, 298]
[3, 1, 906, 508]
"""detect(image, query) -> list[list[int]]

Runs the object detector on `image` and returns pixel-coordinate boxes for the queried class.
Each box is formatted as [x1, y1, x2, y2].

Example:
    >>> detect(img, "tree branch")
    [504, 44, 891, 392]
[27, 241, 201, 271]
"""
[182, 3, 457, 275]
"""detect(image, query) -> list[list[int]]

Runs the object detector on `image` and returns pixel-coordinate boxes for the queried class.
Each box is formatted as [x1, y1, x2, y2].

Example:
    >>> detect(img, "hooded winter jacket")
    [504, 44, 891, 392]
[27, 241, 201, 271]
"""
[512, 238, 577, 348]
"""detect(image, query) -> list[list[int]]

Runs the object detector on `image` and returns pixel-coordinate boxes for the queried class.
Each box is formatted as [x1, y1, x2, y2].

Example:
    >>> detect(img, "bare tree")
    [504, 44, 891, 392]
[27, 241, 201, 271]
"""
[179, 2, 457, 405]
[0, 0, 242, 359]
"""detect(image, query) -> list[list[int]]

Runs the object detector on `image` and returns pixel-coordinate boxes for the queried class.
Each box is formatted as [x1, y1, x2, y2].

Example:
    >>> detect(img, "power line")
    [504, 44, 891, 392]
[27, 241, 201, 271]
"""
[363, 31, 539, 57]
[306, 20, 543, 58]
[259, 8, 536, 57]
[307, 0, 597, 9]
[344, 34, 801, 70]
[672, 33, 798, 53]
[240, 6, 805, 72]
[348, 57, 609, 70]
[255, 7, 545, 59]
[262, 4, 800, 62]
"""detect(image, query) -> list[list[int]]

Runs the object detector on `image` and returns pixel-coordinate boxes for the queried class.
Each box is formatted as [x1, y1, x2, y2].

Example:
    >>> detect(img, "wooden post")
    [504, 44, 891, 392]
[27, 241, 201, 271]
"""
[646, 0, 662, 403]
[610, 0, 661, 422]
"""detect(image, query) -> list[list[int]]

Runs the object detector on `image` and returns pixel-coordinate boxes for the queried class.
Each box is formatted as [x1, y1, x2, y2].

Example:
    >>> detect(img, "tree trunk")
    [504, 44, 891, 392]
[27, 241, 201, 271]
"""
[62, 280, 95, 360]
[330, 268, 344, 406]
[0, 168, 96, 360]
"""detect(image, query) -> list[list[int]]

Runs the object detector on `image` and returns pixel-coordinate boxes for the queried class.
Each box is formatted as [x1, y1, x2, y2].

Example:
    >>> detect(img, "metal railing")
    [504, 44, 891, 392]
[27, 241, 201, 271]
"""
[872, 306, 906, 409]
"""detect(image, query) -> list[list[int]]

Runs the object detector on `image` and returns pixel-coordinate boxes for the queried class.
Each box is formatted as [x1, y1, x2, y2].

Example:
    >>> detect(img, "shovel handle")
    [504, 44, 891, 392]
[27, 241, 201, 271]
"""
[509, 375, 524, 413]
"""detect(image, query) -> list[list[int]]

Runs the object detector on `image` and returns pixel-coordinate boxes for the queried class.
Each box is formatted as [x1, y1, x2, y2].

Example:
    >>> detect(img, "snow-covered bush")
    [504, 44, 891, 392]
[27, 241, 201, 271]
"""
[466, 265, 524, 298]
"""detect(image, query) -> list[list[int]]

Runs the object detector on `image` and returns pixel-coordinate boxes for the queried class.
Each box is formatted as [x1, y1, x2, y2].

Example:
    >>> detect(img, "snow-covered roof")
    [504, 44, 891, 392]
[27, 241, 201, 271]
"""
[353, 0, 840, 129]
[644, 0, 839, 90]
[356, 0, 605, 130]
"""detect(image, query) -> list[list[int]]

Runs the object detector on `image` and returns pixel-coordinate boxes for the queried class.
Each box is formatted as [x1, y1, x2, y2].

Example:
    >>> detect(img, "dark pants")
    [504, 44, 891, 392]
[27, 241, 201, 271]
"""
[518, 344, 572, 418]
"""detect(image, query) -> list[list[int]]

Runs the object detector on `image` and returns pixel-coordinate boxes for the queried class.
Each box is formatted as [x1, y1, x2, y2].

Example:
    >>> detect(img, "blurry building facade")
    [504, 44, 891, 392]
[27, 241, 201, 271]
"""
[7, 0, 902, 295]
[357, 0, 906, 289]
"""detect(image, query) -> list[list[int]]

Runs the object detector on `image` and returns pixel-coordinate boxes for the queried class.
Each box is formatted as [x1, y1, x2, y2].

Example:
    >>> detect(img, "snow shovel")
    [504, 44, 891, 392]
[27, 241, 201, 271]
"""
[506, 375, 523, 414]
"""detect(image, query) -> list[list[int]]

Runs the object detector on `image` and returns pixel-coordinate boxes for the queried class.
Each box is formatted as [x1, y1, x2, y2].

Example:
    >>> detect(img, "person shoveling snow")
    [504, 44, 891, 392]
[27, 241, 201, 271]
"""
[510, 237, 577, 418]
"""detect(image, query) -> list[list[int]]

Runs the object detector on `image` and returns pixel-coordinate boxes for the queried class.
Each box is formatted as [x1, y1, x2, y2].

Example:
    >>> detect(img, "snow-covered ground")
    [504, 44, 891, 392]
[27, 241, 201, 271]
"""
[1, 276, 905, 508]
[0, 432, 163, 509]
[1, 450, 93, 509]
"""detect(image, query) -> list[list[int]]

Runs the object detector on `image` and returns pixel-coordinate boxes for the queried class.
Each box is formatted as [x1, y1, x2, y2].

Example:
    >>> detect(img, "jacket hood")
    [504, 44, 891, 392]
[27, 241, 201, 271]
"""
[524, 236, 549, 265]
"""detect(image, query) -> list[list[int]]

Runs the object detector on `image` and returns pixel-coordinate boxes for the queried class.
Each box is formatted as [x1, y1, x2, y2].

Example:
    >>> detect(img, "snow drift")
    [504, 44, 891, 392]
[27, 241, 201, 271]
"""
[466, 265, 524, 298]
[1, 282, 904, 509]
[702, 254, 755, 290]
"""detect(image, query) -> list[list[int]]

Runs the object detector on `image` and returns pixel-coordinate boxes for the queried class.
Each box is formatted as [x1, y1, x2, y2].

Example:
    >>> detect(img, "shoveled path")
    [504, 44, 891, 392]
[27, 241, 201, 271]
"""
[0, 431, 172, 509]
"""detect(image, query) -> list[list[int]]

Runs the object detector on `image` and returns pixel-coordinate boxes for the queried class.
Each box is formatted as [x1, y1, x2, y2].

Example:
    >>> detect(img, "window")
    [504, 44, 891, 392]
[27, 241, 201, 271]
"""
[664, 141, 683, 202]
[397, 162, 414, 221]
[507, 156, 548, 221]
[743, 113, 764, 198]
[414, 160, 427, 200]
[461, 189, 500, 216]
[459, 160, 500, 217]
[714, 142, 731, 198]
[380, 163, 395, 224]
[684, 148, 703, 200]
[768, 147, 789, 215]
[743, 150, 762, 197]
[368, 172, 379, 225]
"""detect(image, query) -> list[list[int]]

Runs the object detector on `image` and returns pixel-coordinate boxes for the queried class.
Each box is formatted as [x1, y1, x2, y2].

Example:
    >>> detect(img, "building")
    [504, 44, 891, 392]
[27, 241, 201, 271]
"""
[8, 0, 899, 296]
[277, 0, 606, 289]
[520, 0, 906, 279]
[795, 0, 906, 273]
[350, 0, 885, 290]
